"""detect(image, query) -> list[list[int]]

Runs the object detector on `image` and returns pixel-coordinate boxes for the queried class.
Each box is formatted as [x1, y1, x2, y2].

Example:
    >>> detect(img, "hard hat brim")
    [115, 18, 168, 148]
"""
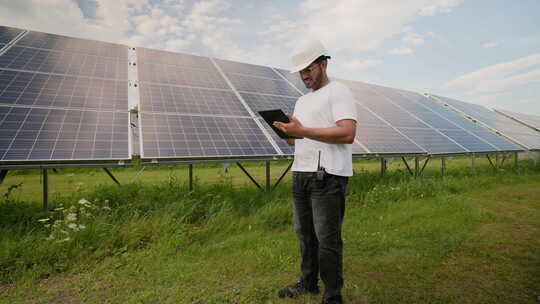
[289, 53, 324, 74]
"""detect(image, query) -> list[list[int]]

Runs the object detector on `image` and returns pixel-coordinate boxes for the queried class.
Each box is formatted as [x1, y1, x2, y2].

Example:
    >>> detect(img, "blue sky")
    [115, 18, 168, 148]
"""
[1, 0, 539, 114]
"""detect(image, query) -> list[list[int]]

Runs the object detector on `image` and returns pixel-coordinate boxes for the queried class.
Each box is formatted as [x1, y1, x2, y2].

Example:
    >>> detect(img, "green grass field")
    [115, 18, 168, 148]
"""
[1, 157, 539, 303]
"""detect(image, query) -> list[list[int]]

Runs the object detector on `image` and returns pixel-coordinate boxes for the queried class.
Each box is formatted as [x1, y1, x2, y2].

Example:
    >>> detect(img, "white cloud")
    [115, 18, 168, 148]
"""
[437, 53, 540, 113]
[403, 31, 425, 45]
[442, 53, 540, 93]
[482, 42, 498, 48]
[346, 59, 384, 70]
[418, 0, 463, 16]
[389, 46, 413, 55]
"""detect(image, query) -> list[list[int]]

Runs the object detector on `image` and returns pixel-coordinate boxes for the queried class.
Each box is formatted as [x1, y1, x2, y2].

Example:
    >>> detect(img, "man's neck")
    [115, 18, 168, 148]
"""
[313, 77, 330, 91]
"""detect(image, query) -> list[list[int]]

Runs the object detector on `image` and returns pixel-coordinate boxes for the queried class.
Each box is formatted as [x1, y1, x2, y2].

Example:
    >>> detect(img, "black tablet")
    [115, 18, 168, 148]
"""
[258, 109, 303, 139]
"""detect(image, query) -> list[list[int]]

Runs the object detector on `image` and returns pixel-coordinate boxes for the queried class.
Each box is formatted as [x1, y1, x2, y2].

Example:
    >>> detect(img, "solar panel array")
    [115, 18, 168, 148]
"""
[429, 95, 540, 151]
[494, 109, 540, 132]
[0, 26, 130, 163]
[0, 25, 531, 167]
[342, 81, 523, 154]
[137, 48, 282, 159]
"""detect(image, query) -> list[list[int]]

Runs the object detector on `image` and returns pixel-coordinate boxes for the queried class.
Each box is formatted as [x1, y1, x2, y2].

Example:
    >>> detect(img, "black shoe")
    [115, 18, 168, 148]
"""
[321, 295, 343, 304]
[277, 280, 319, 298]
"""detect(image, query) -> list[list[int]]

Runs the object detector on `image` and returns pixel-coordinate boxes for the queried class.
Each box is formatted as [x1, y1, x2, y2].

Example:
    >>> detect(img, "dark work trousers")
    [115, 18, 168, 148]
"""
[292, 171, 348, 300]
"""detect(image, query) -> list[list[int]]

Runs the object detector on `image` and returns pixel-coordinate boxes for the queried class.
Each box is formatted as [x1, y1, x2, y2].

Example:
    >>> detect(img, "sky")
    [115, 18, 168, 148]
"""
[1, 0, 539, 115]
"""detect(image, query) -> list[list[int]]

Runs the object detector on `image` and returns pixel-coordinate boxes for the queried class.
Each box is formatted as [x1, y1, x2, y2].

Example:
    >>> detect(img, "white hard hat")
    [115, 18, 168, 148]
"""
[290, 39, 330, 73]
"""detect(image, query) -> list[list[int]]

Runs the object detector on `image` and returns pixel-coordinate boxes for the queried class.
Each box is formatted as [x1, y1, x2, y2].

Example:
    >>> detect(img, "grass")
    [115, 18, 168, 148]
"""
[0, 157, 539, 303]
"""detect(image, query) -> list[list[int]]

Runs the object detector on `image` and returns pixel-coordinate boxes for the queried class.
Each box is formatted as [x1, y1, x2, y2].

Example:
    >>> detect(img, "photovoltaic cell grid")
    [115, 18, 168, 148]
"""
[431, 95, 540, 150]
[495, 109, 540, 131]
[140, 114, 277, 158]
[214, 59, 283, 80]
[414, 94, 522, 151]
[136, 48, 286, 160]
[16, 31, 127, 58]
[239, 92, 296, 116]
[370, 86, 502, 153]
[257, 118, 294, 155]
[0, 69, 128, 111]
[137, 62, 228, 89]
[137, 47, 215, 70]
[0, 46, 128, 79]
[0, 26, 131, 164]
[139, 83, 249, 116]
[352, 102, 425, 154]
[344, 81, 466, 154]
[0, 106, 129, 161]
[0, 26, 23, 44]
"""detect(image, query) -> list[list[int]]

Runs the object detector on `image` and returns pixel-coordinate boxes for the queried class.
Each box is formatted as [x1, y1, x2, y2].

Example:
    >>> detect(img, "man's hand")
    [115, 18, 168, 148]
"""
[273, 115, 304, 137]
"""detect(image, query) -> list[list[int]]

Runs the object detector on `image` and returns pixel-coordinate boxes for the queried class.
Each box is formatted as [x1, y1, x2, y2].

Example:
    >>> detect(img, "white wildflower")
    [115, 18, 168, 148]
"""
[60, 230, 69, 235]
[78, 199, 91, 206]
[78, 224, 86, 230]
[38, 218, 50, 222]
[102, 206, 111, 211]
[56, 237, 71, 243]
[66, 213, 77, 221]
[54, 207, 64, 211]
[44, 224, 51, 228]
[68, 223, 79, 230]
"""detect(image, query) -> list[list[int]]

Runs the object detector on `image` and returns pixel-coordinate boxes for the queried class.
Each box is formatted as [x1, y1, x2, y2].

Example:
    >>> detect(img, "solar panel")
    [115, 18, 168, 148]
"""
[494, 109, 540, 132]
[274, 68, 310, 94]
[139, 83, 249, 116]
[0, 69, 128, 111]
[0, 26, 24, 44]
[138, 62, 227, 88]
[225, 73, 301, 97]
[239, 92, 296, 116]
[140, 113, 278, 158]
[136, 47, 215, 69]
[430, 95, 540, 150]
[16, 31, 127, 58]
[257, 118, 294, 155]
[0, 46, 127, 79]
[214, 58, 282, 79]
[343, 81, 466, 154]
[0, 106, 129, 161]
[356, 123, 425, 154]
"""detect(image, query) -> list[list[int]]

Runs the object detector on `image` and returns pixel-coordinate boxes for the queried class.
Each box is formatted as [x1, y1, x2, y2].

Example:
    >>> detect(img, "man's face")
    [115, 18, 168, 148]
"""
[299, 61, 323, 90]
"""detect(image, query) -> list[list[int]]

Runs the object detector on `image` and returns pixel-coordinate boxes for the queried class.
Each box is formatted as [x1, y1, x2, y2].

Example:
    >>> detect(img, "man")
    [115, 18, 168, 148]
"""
[273, 40, 357, 304]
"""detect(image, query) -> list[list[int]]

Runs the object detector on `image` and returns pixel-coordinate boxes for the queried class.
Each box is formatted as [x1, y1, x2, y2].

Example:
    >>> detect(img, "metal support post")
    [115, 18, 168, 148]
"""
[486, 154, 496, 169]
[401, 157, 414, 176]
[236, 162, 263, 190]
[42, 168, 48, 210]
[414, 157, 419, 177]
[495, 152, 500, 169]
[380, 158, 387, 176]
[0, 169, 8, 184]
[419, 157, 430, 176]
[471, 153, 476, 174]
[103, 168, 120, 185]
[265, 161, 271, 191]
[514, 151, 519, 168]
[441, 157, 446, 176]
[188, 164, 193, 191]
[272, 161, 293, 190]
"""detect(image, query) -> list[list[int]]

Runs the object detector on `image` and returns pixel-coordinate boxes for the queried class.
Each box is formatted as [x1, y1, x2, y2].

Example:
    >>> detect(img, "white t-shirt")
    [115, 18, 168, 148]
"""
[291, 81, 358, 177]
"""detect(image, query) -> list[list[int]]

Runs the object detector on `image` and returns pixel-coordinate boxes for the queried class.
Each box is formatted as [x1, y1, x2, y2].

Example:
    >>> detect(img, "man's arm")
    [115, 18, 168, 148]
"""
[274, 116, 356, 144]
